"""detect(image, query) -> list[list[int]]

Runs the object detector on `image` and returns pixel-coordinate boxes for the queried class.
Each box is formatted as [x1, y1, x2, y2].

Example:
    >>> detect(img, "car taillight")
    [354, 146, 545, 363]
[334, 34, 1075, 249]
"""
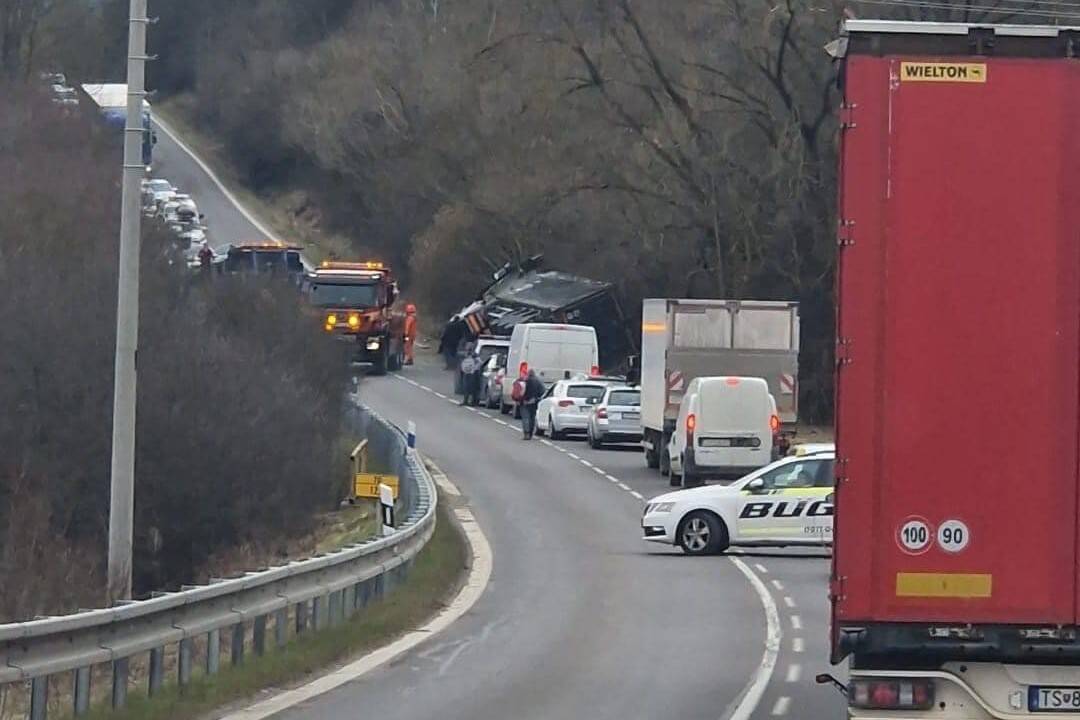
[596, 408, 608, 419]
[591, 365, 599, 376]
[558, 400, 575, 407]
[519, 362, 528, 375]
[769, 414, 781, 434]
[850, 679, 934, 711]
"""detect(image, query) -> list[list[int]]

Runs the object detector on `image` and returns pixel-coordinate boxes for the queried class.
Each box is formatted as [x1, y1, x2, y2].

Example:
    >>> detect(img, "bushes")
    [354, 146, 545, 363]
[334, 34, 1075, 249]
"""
[0, 87, 348, 620]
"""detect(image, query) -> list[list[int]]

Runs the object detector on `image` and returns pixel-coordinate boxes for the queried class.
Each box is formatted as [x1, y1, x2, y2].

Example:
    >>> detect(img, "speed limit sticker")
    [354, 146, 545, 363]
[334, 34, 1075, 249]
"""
[937, 519, 970, 553]
[897, 517, 933, 555]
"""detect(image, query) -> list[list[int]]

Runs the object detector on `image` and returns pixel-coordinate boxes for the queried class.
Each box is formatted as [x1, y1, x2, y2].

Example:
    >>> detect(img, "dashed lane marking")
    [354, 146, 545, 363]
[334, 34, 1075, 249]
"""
[771, 579, 784, 591]
[567, 453, 580, 460]
[783, 596, 795, 609]
[792, 637, 805, 653]
[790, 615, 802, 631]
[630, 490, 644, 500]
[771, 696, 791, 716]
[592, 467, 606, 476]
[616, 482, 631, 491]
[785, 664, 801, 683]
[754, 563, 768, 574]
[580, 459, 594, 468]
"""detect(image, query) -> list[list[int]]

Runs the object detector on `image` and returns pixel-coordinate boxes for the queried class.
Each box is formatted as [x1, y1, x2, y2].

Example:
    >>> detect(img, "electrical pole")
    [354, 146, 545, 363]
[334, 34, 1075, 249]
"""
[107, 0, 149, 605]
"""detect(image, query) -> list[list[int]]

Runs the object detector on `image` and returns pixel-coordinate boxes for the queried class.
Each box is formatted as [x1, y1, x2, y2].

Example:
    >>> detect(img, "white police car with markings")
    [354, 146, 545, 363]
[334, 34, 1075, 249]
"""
[642, 446, 835, 555]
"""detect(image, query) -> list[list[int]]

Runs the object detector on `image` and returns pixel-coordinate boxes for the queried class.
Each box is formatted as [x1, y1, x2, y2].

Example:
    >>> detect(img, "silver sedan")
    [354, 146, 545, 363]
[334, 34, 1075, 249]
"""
[586, 386, 642, 449]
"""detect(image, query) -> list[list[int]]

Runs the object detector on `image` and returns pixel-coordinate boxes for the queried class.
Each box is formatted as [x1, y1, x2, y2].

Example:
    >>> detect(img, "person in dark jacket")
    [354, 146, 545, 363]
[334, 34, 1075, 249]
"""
[520, 369, 546, 439]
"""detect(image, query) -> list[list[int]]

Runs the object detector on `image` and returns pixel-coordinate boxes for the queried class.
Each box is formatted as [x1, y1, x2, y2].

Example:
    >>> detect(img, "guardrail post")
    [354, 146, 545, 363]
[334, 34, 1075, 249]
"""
[313, 595, 325, 630]
[344, 584, 357, 618]
[328, 591, 341, 626]
[149, 646, 164, 695]
[178, 638, 193, 688]
[30, 676, 48, 720]
[73, 666, 91, 715]
[206, 629, 221, 675]
[253, 615, 267, 656]
[275, 607, 288, 648]
[231, 623, 245, 666]
[295, 600, 309, 634]
[112, 657, 129, 709]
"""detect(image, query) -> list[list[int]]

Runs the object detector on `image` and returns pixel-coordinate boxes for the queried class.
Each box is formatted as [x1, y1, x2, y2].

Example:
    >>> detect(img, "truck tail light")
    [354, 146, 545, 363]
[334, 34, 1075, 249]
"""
[850, 679, 934, 711]
[519, 362, 528, 376]
[686, 413, 696, 433]
[591, 365, 599, 376]
[769, 414, 781, 434]
[558, 400, 575, 407]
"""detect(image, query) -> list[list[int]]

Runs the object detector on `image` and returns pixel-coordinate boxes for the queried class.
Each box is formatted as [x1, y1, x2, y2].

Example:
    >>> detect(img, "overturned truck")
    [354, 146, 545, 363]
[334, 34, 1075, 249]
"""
[441, 258, 632, 370]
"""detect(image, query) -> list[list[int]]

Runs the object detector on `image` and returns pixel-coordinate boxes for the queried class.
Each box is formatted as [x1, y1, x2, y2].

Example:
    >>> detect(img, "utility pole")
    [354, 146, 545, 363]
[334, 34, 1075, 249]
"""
[107, 0, 149, 605]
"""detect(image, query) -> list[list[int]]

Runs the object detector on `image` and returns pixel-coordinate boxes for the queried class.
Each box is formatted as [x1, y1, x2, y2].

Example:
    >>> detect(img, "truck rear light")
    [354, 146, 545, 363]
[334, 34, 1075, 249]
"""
[769, 415, 781, 434]
[519, 362, 528, 376]
[850, 679, 934, 711]
[591, 365, 599, 376]
[686, 413, 696, 432]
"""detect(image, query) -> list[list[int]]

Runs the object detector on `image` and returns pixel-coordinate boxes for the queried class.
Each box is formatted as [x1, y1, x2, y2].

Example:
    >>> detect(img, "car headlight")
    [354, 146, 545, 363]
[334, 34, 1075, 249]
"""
[648, 502, 675, 514]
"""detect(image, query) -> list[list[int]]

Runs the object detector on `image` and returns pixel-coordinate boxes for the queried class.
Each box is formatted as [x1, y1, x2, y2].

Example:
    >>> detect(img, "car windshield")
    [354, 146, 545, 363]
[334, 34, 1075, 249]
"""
[147, 180, 171, 192]
[567, 384, 606, 401]
[608, 390, 640, 407]
[310, 282, 380, 307]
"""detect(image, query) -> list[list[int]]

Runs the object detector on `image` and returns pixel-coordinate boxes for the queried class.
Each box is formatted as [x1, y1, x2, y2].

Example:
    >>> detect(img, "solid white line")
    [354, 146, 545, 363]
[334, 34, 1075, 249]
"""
[630, 491, 644, 500]
[771, 696, 791, 716]
[783, 596, 796, 609]
[785, 664, 801, 683]
[790, 615, 802, 630]
[221, 460, 492, 720]
[722, 558, 782, 720]
[792, 637, 805, 653]
[771, 579, 784, 591]
[152, 114, 283, 243]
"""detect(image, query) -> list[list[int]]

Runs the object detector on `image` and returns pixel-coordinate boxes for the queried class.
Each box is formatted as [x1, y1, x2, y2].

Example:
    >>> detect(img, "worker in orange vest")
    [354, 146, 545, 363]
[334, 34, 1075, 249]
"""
[403, 304, 418, 365]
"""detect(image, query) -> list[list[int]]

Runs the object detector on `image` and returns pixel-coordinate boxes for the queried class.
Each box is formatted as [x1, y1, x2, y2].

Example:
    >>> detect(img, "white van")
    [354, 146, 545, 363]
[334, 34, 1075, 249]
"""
[501, 323, 599, 412]
[667, 376, 778, 487]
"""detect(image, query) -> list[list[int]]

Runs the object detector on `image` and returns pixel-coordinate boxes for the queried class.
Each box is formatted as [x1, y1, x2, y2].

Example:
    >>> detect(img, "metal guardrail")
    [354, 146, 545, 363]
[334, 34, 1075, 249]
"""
[0, 401, 434, 719]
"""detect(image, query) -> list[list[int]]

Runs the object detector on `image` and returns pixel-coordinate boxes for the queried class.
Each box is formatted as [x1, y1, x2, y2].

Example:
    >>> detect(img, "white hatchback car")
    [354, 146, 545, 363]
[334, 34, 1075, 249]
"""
[535, 379, 609, 439]
[641, 447, 835, 555]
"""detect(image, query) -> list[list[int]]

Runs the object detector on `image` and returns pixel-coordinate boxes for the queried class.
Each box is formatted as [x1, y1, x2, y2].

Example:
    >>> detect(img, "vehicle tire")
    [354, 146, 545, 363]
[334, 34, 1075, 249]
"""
[588, 428, 602, 449]
[670, 470, 683, 488]
[549, 415, 562, 440]
[661, 446, 671, 478]
[479, 386, 488, 407]
[388, 345, 402, 372]
[677, 512, 729, 556]
[371, 346, 389, 376]
[536, 423, 546, 438]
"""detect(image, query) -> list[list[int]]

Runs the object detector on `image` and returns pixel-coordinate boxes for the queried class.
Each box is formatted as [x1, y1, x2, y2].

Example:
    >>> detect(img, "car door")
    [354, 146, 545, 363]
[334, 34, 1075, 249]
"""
[735, 459, 828, 543]
[807, 458, 836, 544]
[537, 384, 558, 431]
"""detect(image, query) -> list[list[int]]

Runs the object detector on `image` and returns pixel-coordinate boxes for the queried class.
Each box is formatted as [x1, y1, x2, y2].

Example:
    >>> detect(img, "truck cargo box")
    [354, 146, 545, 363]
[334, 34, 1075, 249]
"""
[832, 20, 1080, 661]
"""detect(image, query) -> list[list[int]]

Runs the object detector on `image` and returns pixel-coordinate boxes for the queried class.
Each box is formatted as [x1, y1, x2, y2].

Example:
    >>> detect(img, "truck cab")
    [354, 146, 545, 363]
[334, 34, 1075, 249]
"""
[306, 261, 405, 374]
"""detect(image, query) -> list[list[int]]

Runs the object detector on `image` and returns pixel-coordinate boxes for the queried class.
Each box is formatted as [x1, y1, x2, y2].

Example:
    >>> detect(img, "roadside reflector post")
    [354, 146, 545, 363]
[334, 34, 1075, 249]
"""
[380, 483, 395, 536]
[407, 421, 417, 449]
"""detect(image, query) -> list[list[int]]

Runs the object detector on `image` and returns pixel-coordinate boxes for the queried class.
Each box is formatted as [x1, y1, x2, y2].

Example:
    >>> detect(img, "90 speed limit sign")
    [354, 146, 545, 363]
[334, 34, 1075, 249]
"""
[937, 519, 970, 553]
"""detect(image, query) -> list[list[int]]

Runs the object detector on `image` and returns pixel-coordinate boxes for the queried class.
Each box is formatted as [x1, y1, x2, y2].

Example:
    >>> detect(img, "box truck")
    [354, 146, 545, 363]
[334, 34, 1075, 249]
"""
[829, 19, 1080, 718]
[639, 299, 799, 485]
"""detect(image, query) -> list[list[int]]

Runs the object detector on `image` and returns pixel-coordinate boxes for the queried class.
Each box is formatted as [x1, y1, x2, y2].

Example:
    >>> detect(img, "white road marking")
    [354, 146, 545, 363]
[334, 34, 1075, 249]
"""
[419, 385, 432, 392]
[792, 637, 805, 653]
[494, 420, 508, 427]
[567, 453, 580, 460]
[220, 459, 492, 720]
[539, 439, 553, 447]
[630, 490, 644, 500]
[771, 579, 784, 591]
[465, 407, 477, 413]
[617, 482, 631, 491]
[556, 447, 568, 453]
[754, 563, 768, 574]
[724, 559, 782, 720]
[785, 664, 801, 683]
[605, 474, 619, 483]
[771, 696, 791, 716]
[479, 411, 491, 418]
[790, 615, 802, 630]
[580, 459, 594, 468]
[783, 596, 796, 609]
[592, 467, 606, 476]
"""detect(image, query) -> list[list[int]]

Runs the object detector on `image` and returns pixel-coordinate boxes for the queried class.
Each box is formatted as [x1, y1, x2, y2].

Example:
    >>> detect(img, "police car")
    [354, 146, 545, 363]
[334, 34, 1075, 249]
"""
[641, 446, 835, 555]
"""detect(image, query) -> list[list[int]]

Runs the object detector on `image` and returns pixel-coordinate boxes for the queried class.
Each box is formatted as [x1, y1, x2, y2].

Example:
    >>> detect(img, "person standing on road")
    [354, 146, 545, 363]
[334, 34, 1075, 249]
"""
[403, 304, 418, 366]
[460, 351, 479, 406]
[520, 369, 545, 440]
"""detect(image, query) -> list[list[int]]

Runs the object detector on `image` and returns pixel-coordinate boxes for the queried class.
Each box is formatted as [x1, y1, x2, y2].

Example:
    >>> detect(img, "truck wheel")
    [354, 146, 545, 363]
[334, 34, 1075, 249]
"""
[677, 512, 728, 555]
[371, 347, 389, 376]
[388, 346, 402, 371]
[661, 447, 672, 478]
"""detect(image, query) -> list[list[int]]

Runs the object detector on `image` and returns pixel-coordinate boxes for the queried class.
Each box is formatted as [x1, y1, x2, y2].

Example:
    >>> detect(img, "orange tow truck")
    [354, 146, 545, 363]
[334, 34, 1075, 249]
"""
[306, 261, 406, 374]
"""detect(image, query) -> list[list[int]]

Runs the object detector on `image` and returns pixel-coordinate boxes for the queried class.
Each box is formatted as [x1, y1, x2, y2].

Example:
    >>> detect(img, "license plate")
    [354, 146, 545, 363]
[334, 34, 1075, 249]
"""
[623, 412, 640, 420]
[700, 438, 732, 447]
[1030, 687, 1080, 712]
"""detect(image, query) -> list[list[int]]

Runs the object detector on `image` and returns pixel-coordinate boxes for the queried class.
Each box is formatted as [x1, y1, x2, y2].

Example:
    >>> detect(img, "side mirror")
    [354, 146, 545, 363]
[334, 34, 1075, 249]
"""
[747, 478, 765, 493]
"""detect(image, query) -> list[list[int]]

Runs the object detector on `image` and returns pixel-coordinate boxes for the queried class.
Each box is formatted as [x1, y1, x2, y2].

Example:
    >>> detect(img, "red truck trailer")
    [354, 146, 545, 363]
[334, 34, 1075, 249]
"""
[831, 19, 1080, 718]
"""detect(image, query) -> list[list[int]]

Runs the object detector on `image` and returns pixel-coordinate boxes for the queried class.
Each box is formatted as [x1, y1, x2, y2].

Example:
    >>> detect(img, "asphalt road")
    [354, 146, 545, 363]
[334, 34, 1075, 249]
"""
[152, 118, 847, 719]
